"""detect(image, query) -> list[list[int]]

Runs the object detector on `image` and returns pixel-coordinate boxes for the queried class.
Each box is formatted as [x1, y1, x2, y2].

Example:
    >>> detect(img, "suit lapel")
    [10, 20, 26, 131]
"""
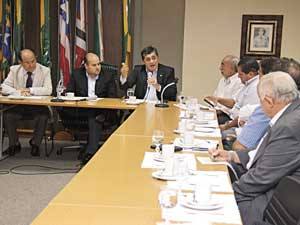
[250, 100, 300, 168]
[157, 64, 163, 85]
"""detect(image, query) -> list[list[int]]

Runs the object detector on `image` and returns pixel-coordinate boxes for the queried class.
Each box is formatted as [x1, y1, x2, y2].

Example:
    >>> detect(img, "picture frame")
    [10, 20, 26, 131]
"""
[240, 15, 283, 59]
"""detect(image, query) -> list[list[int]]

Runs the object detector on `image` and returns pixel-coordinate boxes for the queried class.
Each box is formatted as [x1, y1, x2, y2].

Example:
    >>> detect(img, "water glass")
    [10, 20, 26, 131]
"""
[152, 130, 164, 152]
[159, 186, 178, 224]
[127, 88, 134, 98]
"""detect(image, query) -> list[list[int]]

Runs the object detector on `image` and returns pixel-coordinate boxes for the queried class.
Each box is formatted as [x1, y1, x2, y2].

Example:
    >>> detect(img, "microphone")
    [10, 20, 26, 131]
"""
[143, 72, 152, 100]
[155, 77, 178, 108]
[51, 78, 65, 102]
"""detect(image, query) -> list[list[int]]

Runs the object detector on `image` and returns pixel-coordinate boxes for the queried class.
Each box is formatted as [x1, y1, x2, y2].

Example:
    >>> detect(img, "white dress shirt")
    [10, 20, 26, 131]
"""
[213, 73, 244, 113]
[246, 103, 291, 169]
[86, 73, 99, 97]
[230, 75, 260, 118]
[145, 70, 158, 101]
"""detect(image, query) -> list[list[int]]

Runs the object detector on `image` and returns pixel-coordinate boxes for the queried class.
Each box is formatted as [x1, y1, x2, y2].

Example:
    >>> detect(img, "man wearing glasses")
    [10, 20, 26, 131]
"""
[120, 46, 177, 101]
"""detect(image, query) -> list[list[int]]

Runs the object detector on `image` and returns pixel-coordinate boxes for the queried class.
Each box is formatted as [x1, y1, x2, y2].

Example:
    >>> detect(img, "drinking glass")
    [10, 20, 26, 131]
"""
[152, 130, 164, 153]
[158, 186, 177, 224]
[127, 88, 134, 98]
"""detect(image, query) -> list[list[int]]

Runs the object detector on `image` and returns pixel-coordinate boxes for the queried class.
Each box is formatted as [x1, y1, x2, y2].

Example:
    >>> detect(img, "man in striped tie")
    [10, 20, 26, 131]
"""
[1, 49, 52, 157]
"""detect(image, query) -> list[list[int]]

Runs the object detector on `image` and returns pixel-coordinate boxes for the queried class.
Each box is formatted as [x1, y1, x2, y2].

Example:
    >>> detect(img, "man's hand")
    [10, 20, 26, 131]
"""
[19, 88, 31, 96]
[208, 148, 230, 162]
[147, 77, 161, 91]
[204, 96, 218, 105]
[120, 63, 129, 79]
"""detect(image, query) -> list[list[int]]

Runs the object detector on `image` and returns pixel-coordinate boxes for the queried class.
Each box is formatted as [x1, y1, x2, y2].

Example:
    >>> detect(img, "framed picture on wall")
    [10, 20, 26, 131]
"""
[240, 15, 283, 59]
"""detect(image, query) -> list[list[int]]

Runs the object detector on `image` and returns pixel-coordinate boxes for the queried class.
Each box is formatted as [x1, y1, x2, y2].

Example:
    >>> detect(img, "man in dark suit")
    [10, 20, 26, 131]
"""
[209, 72, 300, 225]
[120, 46, 177, 101]
[64, 52, 116, 164]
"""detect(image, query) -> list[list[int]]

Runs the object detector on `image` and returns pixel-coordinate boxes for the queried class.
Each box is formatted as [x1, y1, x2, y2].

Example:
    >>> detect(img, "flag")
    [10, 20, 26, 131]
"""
[122, 0, 132, 65]
[13, 0, 23, 64]
[59, 0, 71, 87]
[1, 0, 12, 72]
[40, 0, 50, 66]
[94, 0, 104, 61]
[74, 0, 86, 68]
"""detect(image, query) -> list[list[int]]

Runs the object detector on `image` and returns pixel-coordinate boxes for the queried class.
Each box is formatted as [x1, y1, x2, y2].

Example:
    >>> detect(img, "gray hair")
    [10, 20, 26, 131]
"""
[258, 71, 299, 103]
[224, 55, 239, 73]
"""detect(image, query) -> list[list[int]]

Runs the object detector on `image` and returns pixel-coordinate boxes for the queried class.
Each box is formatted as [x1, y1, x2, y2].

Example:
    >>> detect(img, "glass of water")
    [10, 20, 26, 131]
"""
[159, 186, 178, 224]
[127, 88, 134, 98]
[152, 130, 164, 153]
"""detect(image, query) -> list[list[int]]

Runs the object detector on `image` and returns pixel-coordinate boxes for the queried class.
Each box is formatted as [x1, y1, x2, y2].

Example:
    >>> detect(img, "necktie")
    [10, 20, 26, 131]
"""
[26, 72, 33, 88]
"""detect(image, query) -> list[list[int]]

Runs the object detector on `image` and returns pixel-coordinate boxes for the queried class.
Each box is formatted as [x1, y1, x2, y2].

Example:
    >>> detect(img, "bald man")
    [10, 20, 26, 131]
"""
[64, 52, 117, 164]
[2, 49, 52, 156]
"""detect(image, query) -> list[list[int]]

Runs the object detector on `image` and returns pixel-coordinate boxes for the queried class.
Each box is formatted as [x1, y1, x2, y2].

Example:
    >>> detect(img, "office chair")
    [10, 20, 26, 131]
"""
[56, 62, 123, 156]
[3, 105, 55, 157]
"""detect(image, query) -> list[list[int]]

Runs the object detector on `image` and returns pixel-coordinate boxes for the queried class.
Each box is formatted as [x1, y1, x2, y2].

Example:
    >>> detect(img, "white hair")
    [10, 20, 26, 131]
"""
[258, 71, 299, 103]
[224, 55, 239, 73]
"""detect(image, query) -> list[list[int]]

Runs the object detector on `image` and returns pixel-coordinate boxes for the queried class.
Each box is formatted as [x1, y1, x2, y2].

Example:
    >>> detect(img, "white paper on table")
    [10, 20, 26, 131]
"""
[161, 194, 241, 225]
[173, 138, 218, 151]
[141, 152, 197, 170]
[87, 97, 104, 101]
[197, 157, 239, 181]
[167, 171, 233, 193]
[7, 95, 48, 100]
[193, 120, 219, 128]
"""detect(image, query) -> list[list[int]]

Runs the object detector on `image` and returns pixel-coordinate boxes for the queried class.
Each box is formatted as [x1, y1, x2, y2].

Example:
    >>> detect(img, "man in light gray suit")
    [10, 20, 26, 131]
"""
[2, 49, 52, 156]
[209, 72, 300, 225]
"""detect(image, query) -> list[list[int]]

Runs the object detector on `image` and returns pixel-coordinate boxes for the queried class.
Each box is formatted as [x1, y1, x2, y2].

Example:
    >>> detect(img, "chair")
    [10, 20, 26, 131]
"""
[3, 105, 55, 157]
[262, 176, 300, 225]
[56, 62, 124, 155]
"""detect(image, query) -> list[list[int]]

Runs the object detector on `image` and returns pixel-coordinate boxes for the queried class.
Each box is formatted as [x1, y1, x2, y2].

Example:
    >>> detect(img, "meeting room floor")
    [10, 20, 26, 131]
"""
[0, 137, 80, 225]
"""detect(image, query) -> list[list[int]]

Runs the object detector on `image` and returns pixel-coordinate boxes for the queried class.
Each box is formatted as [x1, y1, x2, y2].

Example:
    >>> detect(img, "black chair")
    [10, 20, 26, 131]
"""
[56, 62, 124, 156]
[3, 105, 55, 157]
[262, 176, 300, 225]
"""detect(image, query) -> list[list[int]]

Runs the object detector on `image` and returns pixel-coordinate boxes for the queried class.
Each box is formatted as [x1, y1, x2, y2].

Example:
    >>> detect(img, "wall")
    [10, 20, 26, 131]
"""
[183, 0, 300, 99]
[133, 0, 185, 91]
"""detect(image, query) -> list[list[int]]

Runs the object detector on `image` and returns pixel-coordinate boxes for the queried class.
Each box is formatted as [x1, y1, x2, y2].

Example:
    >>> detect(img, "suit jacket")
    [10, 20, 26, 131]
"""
[2, 63, 52, 96]
[66, 67, 116, 98]
[121, 64, 177, 101]
[233, 99, 300, 225]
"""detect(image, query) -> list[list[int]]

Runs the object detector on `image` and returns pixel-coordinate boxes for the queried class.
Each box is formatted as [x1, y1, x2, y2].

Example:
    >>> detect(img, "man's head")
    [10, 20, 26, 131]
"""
[84, 53, 101, 77]
[219, 55, 239, 78]
[237, 57, 259, 84]
[18, 49, 37, 73]
[258, 72, 299, 118]
[259, 57, 282, 78]
[140, 46, 159, 72]
[281, 57, 300, 90]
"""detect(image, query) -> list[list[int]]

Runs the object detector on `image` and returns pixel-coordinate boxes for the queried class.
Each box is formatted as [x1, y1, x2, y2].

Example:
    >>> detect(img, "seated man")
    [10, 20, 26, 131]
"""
[120, 46, 177, 101]
[1, 49, 52, 156]
[64, 52, 117, 164]
[204, 55, 244, 124]
[209, 72, 300, 225]
[232, 57, 283, 150]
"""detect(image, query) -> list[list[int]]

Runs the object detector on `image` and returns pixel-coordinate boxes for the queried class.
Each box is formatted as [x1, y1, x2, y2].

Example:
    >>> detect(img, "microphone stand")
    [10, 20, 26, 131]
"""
[155, 82, 176, 108]
[51, 78, 65, 102]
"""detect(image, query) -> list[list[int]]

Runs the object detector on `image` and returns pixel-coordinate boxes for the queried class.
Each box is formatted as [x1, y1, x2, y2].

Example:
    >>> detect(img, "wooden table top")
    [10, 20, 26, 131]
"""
[29, 102, 241, 225]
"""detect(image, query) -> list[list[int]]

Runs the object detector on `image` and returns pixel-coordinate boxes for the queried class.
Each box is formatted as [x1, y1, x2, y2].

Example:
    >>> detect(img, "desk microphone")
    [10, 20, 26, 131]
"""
[143, 72, 152, 100]
[155, 78, 178, 108]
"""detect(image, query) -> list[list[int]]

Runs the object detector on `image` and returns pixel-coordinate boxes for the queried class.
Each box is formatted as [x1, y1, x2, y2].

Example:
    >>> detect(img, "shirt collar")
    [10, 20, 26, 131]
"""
[269, 103, 291, 127]
[245, 75, 259, 86]
[86, 73, 99, 80]
[21, 66, 36, 76]
[224, 73, 238, 84]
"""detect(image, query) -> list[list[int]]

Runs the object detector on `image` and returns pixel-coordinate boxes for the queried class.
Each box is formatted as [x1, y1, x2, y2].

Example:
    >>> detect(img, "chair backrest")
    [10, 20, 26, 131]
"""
[101, 62, 124, 98]
[264, 176, 300, 225]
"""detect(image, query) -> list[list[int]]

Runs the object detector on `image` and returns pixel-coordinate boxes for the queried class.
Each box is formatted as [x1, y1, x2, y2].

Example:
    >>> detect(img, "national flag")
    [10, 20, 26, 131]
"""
[122, 0, 132, 65]
[74, 0, 86, 68]
[1, 0, 12, 72]
[59, 0, 71, 87]
[13, 0, 24, 64]
[40, 0, 50, 66]
[94, 0, 104, 61]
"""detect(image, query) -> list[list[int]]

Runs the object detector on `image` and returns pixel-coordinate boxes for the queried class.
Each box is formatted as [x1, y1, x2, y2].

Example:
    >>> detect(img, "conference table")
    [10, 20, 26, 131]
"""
[0, 96, 242, 224]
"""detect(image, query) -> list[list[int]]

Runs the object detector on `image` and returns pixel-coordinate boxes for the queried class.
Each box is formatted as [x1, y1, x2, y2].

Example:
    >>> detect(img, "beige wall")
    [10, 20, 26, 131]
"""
[133, 0, 185, 91]
[183, 0, 300, 99]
